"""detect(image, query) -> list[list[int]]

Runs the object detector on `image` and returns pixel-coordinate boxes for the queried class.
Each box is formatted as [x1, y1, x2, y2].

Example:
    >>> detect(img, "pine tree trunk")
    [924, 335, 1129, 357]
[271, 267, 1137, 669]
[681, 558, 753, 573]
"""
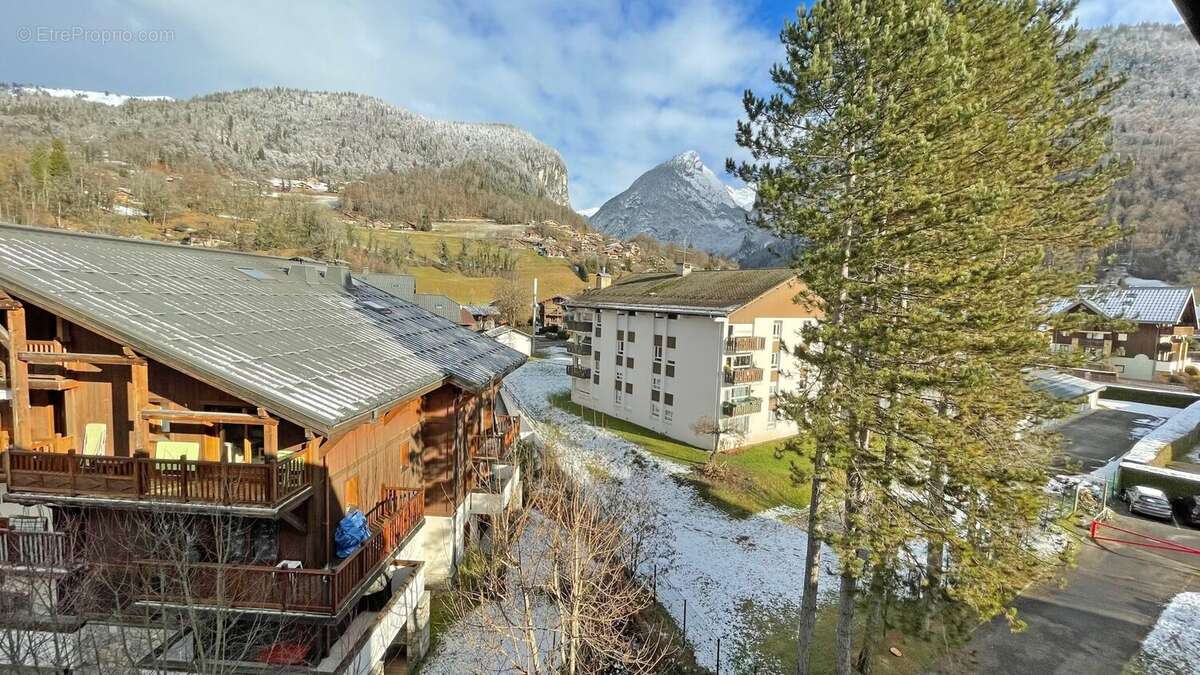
[835, 562, 856, 675]
[856, 565, 887, 674]
[795, 446, 825, 675]
[922, 458, 945, 636]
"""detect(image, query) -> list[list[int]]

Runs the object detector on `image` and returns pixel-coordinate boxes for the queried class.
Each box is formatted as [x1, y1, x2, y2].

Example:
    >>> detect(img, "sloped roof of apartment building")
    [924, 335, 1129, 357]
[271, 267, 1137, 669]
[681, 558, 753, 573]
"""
[0, 224, 526, 434]
[1048, 285, 1197, 325]
[565, 268, 803, 315]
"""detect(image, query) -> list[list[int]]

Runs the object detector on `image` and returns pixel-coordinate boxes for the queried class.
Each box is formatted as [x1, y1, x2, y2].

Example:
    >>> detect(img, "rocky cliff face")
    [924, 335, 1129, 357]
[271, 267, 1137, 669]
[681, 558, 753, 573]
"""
[0, 85, 571, 207]
[588, 151, 779, 262]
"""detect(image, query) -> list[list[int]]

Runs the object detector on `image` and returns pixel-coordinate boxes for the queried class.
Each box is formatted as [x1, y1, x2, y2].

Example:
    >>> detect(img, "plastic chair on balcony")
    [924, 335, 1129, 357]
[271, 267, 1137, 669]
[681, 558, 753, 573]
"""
[82, 423, 107, 456]
[155, 441, 201, 462]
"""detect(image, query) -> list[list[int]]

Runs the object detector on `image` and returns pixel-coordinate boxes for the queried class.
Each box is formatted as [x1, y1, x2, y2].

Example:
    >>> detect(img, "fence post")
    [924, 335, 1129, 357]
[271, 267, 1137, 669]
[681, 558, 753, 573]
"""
[716, 637, 721, 675]
[682, 598, 687, 637]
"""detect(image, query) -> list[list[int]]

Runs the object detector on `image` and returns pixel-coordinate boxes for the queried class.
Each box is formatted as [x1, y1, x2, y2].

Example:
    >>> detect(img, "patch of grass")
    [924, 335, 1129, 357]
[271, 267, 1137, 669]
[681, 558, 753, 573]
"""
[549, 392, 812, 517]
[368, 228, 589, 303]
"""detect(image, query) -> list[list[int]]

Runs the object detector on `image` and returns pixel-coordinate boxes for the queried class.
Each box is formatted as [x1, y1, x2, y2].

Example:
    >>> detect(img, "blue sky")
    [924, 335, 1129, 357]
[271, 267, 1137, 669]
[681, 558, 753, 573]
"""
[2, 0, 1186, 209]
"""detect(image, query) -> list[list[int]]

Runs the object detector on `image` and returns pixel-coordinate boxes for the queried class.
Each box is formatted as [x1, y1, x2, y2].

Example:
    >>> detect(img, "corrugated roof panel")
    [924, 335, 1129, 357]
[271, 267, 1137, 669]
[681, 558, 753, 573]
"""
[1049, 285, 1195, 324]
[0, 224, 526, 432]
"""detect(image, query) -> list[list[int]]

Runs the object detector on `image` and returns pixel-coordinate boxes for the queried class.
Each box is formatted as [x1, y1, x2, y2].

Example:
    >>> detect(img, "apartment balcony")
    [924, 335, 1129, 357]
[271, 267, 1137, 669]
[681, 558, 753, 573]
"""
[468, 455, 521, 517]
[722, 396, 763, 417]
[566, 340, 593, 356]
[566, 365, 592, 380]
[0, 529, 74, 573]
[120, 486, 424, 617]
[3, 449, 314, 511]
[565, 319, 594, 333]
[725, 336, 766, 353]
[474, 415, 521, 459]
[723, 366, 764, 385]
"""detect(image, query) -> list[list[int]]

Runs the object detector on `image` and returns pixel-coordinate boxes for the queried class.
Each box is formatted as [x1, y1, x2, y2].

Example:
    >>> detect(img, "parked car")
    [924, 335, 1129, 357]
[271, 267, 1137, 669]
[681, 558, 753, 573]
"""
[1172, 495, 1200, 527]
[1122, 486, 1175, 521]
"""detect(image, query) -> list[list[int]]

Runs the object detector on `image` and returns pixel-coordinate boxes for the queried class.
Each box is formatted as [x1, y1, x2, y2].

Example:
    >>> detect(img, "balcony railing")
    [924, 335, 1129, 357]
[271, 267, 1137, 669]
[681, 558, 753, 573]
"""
[725, 336, 766, 353]
[566, 320, 594, 333]
[722, 397, 763, 417]
[469, 456, 503, 494]
[723, 367, 763, 385]
[566, 340, 593, 356]
[567, 365, 592, 380]
[0, 529, 71, 570]
[4, 450, 314, 508]
[121, 486, 424, 615]
[474, 415, 521, 459]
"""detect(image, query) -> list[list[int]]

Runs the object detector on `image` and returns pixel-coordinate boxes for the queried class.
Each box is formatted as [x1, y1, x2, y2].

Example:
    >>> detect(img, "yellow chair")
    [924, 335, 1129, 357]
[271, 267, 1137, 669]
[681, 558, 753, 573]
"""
[155, 441, 201, 462]
[82, 423, 107, 456]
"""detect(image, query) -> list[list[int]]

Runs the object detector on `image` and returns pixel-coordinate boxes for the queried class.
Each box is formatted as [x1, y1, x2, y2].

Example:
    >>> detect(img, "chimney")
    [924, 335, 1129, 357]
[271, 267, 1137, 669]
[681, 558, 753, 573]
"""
[287, 262, 321, 284]
[675, 261, 693, 277]
[326, 264, 353, 290]
[595, 271, 612, 290]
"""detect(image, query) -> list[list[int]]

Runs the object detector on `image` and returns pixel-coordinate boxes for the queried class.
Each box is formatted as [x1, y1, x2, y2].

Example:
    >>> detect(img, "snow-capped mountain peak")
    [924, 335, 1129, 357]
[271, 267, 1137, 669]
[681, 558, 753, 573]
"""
[588, 150, 774, 261]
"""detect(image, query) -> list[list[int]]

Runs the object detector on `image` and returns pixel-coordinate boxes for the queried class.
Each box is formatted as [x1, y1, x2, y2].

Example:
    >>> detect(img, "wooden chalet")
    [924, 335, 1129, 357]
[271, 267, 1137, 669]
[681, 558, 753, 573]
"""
[0, 224, 525, 672]
[1048, 284, 1198, 382]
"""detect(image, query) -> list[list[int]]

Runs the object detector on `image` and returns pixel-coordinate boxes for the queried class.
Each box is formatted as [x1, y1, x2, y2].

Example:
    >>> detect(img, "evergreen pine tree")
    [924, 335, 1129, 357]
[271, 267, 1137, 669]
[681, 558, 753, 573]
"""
[732, 1, 1126, 671]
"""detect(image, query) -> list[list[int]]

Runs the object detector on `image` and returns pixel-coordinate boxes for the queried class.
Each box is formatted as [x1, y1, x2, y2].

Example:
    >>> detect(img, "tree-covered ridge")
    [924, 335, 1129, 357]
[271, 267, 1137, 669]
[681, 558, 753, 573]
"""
[0, 86, 570, 206]
[1089, 24, 1200, 281]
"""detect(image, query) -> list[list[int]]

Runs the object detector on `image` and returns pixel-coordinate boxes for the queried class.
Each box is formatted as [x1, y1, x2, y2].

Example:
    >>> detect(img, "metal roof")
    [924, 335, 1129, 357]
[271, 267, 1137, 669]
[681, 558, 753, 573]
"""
[1048, 285, 1197, 325]
[0, 224, 526, 434]
[565, 268, 804, 315]
[1026, 369, 1105, 402]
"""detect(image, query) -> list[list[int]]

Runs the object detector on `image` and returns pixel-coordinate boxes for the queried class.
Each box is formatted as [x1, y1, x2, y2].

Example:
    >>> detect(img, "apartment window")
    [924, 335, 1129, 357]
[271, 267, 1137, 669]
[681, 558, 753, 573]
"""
[628, 311, 637, 316]
[667, 336, 677, 349]
[594, 350, 600, 361]
[614, 377, 622, 391]
[654, 335, 663, 346]
[616, 353, 623, 366]
[654, 345, 664, 360]
[771, 351, 781, 369]
[593, 374, 599, 385]
[664, 408, 673, 423]
[668, 313, 678, 320]
[595, 324, 602, 338]
[617, 340, 625, 355]
[652, 376, 662, 389]
[617, 329, 625, 341]
[626, 357, 635, 368]
[767, 412, 778, 429]
[664, 392, 674, 406]
[666, 361, 676, 378]
[729, 354, 752, 368]
[726, 386, 751, 401]
[651, 389, 660, 402]
[653, 361, 662, 375]
[727, 325, 735, 337]
[651, 403, 660, 418]
[773, 320, 783, 337]
[615, 389, 623, 404]
[625, 382, 633, 394]
[628, 331, 636, 343]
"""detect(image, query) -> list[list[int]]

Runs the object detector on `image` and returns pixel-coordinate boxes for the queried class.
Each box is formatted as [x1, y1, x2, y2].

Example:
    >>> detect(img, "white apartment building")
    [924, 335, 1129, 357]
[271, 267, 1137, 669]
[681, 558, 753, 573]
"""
[563, 264, 821, 451]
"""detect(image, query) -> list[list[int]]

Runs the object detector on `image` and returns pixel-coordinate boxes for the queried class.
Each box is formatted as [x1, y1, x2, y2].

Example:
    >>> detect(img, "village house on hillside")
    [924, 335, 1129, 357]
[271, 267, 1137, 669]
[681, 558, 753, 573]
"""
[1048, 284, 1198, 381]
[537, 294, 570, 332]
[0, 224, 526, 673]
[563, 264, 821, 451]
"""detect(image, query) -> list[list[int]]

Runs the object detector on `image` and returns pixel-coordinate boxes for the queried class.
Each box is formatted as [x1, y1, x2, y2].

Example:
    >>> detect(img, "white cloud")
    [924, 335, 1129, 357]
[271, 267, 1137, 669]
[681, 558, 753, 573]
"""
[1074, 0, 1183, 27]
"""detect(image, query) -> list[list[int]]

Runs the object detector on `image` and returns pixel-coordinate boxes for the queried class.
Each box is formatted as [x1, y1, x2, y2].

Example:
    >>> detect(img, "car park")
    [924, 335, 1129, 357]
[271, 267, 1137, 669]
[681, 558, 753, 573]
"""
[1171, 494, 1200, 527]
[1122, 485, 1175, 522]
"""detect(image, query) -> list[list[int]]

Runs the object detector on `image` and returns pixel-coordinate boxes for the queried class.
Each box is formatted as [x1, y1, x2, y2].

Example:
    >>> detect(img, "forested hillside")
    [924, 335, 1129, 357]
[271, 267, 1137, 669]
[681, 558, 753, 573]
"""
[1093, 24, 1200, 281]
[0, 86, 570, 206]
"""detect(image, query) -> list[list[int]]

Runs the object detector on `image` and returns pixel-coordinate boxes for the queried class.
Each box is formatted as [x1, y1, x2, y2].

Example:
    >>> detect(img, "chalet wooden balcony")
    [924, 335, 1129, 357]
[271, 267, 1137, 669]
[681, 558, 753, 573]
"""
[722, 397, 763, 417]
[725, 336, 766, 353]
[118, 487, 423, 617]
[723, 366, 763, 385]
[566, 340, 593, 356]
[3, 450, 314, 509]
[0, 529, 72, 572]
[566, 365, 592, 380]
[477, 415, 520, 459]
[565, 319, 594, 333]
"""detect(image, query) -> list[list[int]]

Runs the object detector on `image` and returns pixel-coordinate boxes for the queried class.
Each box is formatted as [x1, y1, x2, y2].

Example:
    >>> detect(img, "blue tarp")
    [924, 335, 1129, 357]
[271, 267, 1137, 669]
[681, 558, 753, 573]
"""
[334, 510, 370, 559]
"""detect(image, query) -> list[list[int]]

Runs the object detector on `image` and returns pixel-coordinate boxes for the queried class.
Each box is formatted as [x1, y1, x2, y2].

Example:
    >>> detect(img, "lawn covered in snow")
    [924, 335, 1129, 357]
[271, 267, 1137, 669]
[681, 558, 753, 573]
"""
[1136, 592, 1200, 675]
[423, 353, 838, 673]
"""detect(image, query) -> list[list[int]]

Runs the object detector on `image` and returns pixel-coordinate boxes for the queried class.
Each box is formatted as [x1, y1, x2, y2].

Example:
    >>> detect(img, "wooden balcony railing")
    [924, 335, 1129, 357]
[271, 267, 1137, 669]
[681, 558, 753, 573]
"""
[0, 529, 71, 570]
[469, 456, 502, 494]
[122, 487, 423, 615]
[725, 336, 766, 353]
[565, 320, 594, 333]
[722, 397, 763, 417]
[566, 365, 592, 380]
[30, 434, 76, 454]
[723, 367, 764, 385]
[4, 450, 313, 508]
[25, 339, 65, 354]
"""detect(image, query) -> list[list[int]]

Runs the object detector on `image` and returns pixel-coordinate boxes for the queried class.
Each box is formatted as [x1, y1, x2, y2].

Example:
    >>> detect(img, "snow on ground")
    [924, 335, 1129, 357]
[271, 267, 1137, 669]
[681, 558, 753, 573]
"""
[1095, 398, 1184, 420]
[496, 354, 839, 672]
[11, 85, 173, 106]
[1137, 592, 1200, 674]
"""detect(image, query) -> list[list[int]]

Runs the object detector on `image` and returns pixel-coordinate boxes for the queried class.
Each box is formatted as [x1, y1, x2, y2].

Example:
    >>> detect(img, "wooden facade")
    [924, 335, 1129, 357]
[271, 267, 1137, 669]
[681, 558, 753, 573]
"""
[1051, 302, 1196, 379]
[0, 286, 520, 666]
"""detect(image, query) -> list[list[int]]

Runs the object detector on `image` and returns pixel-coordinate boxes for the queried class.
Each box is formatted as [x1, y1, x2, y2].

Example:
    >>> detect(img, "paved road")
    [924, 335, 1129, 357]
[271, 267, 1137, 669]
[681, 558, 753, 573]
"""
[936, 512, 1200, 674]
[1055, 409, 1164, 473]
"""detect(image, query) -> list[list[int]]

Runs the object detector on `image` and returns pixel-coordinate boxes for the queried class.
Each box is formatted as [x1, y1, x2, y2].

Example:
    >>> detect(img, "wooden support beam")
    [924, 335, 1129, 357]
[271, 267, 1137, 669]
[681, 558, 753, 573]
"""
[130, 360, 150, 453]
[263, 422, 279, 458]
[18, 351, 145, 366]
[0, 299, 21, 311]
[6, 306, 31, 448]
[140, 408, 280, 427]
